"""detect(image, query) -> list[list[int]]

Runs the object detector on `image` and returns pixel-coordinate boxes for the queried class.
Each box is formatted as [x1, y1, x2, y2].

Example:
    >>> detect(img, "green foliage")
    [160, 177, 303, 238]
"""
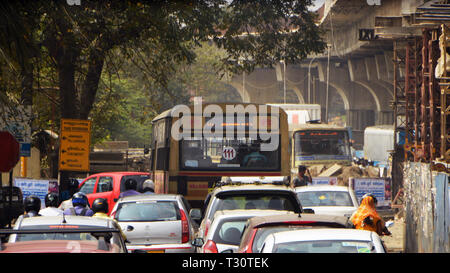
[1, 0, 326, 150]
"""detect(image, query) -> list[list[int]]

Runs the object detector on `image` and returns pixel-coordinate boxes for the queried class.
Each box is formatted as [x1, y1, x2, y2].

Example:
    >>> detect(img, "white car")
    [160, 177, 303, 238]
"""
[295, 185, 358, 218]
[192, 209, 295, 253]
[260, 228, 387, 253]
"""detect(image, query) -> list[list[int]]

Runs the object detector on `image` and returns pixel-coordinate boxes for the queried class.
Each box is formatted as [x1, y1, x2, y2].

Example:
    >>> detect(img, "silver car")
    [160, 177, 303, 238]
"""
[192, 209, 295, 253]
[110, 194, 197, 253]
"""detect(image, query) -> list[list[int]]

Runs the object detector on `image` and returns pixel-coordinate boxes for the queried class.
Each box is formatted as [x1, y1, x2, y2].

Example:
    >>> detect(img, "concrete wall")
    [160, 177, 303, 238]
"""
[403, 162, 450, 253]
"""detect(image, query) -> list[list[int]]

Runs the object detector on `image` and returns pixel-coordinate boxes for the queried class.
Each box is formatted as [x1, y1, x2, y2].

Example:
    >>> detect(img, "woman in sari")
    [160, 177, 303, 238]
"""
[350, 194, 391, 236]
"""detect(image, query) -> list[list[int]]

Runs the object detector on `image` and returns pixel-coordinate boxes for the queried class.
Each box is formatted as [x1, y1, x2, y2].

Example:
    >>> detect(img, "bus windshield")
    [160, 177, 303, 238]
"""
[293, 130, 351, 166]
[180, 136, 280, 171]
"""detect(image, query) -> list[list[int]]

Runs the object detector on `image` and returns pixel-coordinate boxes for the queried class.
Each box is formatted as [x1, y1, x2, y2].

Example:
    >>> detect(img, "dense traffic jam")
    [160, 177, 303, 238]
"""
[0, 173, 392, 253]
[1, 104, 393, 253]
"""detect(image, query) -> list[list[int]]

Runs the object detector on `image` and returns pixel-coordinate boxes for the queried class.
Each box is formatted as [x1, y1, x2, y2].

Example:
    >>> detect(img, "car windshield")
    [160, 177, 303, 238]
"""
[273, 240, 375, 253]
[210, 194, 298, 219]
[180, 135, 280, 171]
[115, 201, 180, 222]
[293, 130, 351, 166]
[213, 219, 247, 246]
[297, 191, 353, 207]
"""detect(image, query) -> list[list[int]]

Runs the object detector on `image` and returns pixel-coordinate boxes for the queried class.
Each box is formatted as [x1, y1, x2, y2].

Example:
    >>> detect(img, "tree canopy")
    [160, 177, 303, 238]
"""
[0, 0, 325, 148]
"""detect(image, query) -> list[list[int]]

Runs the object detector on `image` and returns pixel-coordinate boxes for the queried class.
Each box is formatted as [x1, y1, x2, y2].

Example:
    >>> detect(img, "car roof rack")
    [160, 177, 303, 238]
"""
[214, 176, 291, 188]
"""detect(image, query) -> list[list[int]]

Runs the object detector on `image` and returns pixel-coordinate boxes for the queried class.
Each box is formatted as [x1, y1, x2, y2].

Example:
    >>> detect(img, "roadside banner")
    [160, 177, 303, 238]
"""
[14, 178, 58, 208]
[312, 177, 337, 186]
[349, 178, 391, 208]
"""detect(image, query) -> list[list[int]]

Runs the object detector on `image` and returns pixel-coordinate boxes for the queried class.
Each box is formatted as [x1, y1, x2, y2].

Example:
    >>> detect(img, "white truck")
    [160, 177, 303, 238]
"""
[267, 104, 321, 133]
[363, 125, 395, 167]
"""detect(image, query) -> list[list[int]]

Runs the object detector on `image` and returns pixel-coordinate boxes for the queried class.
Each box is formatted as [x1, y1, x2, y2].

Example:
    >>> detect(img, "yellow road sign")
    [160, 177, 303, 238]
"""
[59, 118, 91, 171]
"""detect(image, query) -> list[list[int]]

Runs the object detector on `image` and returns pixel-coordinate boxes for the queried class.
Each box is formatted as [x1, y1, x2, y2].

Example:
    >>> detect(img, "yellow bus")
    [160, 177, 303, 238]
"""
[150, 103, 290, 208]
[291, 123, 352, 174]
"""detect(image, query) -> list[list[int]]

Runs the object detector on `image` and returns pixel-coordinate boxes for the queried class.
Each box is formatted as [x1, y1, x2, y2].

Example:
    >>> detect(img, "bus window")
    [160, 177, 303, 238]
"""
[153, 119, 170, 171]
[179, 136, 280, 171]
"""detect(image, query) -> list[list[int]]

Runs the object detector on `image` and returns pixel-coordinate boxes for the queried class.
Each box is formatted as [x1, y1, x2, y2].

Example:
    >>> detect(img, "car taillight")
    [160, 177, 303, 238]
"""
[180, 209, 189, 244]
[204, 219, 211, 237]
[203, 240, 218, 253]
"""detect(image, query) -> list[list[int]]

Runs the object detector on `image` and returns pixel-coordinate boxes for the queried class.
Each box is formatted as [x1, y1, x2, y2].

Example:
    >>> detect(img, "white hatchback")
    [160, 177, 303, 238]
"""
[260, 228, 387, 253]
[295, 185, 359, 218]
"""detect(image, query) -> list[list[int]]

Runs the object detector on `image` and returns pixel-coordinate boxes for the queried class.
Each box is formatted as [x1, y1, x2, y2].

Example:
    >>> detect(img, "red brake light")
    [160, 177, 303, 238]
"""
[203, 240, 218, 253]
[282, 221, 316, 225]
[180, 209, 189, 244]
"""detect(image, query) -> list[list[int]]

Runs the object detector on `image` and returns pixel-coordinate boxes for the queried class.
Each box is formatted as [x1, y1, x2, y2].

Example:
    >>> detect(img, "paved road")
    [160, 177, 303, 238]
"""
[381, 216, 405, 253]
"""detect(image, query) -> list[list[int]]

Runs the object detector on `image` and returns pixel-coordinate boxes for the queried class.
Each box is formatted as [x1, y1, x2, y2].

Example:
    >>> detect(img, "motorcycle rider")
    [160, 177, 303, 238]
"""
[22, 195, 42, 218]
[59, 178, 80, 211]
[39, 192, 63, 216]
[119, 178, 141, 198]
[63, 192, 94, 216]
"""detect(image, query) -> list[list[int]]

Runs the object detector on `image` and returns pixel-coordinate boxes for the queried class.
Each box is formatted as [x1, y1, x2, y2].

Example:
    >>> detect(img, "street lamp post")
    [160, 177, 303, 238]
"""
[308, 57, 317, 104]
[283, 60, 286, 104]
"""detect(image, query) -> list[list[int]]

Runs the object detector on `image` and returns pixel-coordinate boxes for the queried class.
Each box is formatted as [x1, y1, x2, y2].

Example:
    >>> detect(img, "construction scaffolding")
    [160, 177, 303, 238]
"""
[393, 26, 448, 167]
[439, 25, 450, 164]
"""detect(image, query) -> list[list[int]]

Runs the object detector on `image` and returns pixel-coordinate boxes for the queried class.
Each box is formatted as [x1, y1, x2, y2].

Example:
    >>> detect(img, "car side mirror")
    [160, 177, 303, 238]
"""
[189, 208, 202, 221]
[302, 208, 315, 214]
[191, 238, 204, 248]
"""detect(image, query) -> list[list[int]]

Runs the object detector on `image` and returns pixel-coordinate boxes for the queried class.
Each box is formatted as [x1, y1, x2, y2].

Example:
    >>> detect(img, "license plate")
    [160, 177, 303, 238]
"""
[147, 250, 165, 253]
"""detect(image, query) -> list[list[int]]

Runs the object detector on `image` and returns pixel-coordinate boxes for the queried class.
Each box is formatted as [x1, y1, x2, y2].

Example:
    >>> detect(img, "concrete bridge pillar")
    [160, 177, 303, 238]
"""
[348, 57, 394, 125]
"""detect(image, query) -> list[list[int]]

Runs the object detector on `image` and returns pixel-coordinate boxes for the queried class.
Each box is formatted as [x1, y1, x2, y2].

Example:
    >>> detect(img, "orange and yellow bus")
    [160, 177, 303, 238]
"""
[150, 103, 290, 208]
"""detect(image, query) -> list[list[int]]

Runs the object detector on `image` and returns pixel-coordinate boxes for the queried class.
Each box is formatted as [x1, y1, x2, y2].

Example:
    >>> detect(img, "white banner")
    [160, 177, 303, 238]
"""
[312, 177, 337, 186]
[350, 178, 391, 208]
[14, 178, 58, 209]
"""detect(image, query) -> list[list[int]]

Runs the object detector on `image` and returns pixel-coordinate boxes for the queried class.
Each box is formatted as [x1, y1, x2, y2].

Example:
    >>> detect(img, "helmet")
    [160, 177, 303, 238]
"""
[92, 198, 108, 213]
[69, 178, 79, 190]
[142, 179, 155, 192]
[24, 195, 41, 212]
[72, 192, 88, 207]
[45, 192, 59, 207]
[124, 178, 137, 190]
[361, 193, 378, 205]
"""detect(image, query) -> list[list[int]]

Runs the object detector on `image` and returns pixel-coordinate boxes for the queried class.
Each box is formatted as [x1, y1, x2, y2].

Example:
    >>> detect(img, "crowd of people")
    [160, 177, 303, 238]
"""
[18, 177, 155, 220]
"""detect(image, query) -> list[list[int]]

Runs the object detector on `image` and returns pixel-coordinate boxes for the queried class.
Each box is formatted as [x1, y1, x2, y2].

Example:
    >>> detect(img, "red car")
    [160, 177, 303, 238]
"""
[237, 213, 352, 253]
[0, 240, 124, 253]
[78, 172, 150, 214]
